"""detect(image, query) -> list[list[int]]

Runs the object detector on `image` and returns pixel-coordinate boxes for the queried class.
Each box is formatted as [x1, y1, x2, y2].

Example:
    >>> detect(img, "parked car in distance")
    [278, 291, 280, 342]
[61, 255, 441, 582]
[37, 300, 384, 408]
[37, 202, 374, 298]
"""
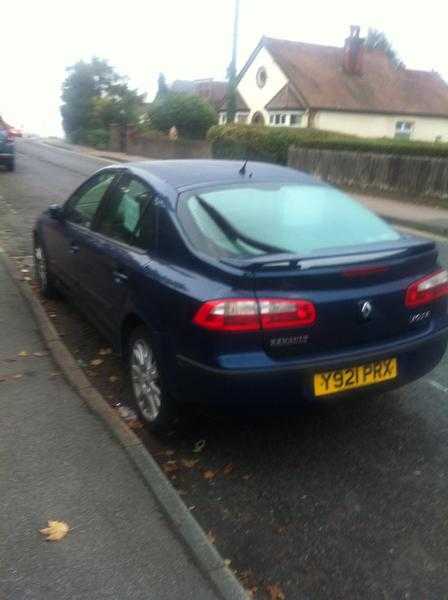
[33, 160, 448, 430]
[0, 127, 15, 171]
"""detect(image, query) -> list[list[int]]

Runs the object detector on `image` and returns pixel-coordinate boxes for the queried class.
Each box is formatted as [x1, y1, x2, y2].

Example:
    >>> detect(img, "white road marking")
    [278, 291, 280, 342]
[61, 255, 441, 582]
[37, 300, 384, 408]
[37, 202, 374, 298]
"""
[427, 379, 448, 394]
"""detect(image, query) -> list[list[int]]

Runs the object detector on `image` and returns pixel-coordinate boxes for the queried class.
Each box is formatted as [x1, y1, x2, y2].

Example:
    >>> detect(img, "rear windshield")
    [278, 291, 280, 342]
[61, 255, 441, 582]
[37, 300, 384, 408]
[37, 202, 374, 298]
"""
[178, 183, 400, 258]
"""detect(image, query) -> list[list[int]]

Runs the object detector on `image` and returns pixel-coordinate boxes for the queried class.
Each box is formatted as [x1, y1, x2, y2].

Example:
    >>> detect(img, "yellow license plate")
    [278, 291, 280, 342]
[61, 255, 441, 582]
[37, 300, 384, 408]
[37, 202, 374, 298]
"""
[313, 358, 398, 397]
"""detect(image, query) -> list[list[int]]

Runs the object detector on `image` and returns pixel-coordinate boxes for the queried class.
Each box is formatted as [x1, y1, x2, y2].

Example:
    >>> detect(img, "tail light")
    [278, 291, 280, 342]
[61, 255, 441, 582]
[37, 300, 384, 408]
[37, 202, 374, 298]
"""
[193, 298, 316, 332]
[405, 269, 448, 308]
[6, 130, 14, 142]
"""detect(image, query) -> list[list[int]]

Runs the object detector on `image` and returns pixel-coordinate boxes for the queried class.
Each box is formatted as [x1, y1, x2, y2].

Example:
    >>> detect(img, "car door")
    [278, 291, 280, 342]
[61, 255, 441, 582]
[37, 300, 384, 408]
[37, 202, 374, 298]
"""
[74, 172, 158, 337]
[44, 170, 118, 293]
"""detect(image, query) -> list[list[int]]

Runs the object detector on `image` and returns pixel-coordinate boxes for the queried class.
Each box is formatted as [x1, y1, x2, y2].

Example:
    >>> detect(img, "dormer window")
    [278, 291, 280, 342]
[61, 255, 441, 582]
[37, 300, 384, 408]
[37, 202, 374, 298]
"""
[256, 67, 267, 88]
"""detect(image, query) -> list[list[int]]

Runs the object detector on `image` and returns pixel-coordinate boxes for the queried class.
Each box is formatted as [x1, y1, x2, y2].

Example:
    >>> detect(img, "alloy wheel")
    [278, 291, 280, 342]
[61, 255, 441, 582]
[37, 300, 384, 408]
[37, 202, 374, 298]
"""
[130, 338, 162, 422]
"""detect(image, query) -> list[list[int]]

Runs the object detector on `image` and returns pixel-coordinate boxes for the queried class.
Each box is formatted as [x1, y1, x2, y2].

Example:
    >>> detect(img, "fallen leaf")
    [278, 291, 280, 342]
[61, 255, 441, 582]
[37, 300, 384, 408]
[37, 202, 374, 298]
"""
[207, 530, 216, 544]
[109, 375, 119, 383]
[181, 458, 199, 469]
[224, 559, 232, 567]
[223, 463, 234, 476]
[203, 469, 216, 481]
[193, 439, 206, 453]
[12, 373, 23, 380]
[18, 351, 28, 357]
[266, 584, 285, 600]
[99, 348, 113, 356]
[49, 313, 57, 318]
[20, 268, 29, 273]
[163, 461, 179, 473]
[165, 449, 175, 456]
[33, 351, 48, 357]
[127, 420, 144, 430]
[39, 520, 70, 542]
[90, 358, 103, 367]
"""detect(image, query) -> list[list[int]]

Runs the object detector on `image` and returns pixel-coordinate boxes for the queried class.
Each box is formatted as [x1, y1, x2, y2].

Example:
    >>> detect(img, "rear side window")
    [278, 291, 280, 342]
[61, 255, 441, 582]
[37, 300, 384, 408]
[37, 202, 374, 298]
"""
[65, 171, 116, 228]
[95, 175, 157, 250]
[178, 183, 400, 258]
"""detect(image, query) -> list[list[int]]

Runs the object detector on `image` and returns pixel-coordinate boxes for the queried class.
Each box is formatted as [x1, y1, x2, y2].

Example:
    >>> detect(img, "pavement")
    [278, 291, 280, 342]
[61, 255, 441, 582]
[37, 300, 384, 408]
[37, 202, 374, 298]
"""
[0, 254, 232, 599]
[2, 137, 448, 599]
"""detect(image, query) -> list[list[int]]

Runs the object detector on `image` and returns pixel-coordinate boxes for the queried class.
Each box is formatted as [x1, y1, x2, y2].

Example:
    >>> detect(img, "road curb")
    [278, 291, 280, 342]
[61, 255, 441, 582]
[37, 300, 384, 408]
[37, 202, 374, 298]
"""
[382, 215, 448, 238]
[0, 249, 248, 600]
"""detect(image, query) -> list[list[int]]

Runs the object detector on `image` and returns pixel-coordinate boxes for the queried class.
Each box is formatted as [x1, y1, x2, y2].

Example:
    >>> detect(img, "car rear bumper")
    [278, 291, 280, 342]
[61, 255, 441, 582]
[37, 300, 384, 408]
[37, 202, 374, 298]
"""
[174, 323, 448, 404]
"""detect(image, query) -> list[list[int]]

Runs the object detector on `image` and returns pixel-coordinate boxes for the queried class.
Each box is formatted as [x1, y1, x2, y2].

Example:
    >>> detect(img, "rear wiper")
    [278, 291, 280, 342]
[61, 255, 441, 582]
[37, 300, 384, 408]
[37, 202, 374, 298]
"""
[221, 253, 304, 270]
[195, 195, 285, 255]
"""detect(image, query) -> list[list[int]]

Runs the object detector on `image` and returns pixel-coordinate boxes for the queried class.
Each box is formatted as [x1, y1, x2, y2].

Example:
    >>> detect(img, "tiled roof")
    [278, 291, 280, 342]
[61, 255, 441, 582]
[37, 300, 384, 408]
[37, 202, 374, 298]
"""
[261, 37, 448, 117]
[265, 83, 305, 110]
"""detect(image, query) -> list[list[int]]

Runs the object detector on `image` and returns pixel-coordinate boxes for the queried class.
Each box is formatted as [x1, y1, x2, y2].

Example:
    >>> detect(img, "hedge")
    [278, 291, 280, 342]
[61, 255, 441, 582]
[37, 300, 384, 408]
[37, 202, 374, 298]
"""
[207, 124, 448, 165]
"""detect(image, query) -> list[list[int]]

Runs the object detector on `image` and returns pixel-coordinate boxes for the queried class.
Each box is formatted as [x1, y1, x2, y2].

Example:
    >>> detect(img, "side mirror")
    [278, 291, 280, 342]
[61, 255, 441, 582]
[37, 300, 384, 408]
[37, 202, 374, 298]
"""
[48, 204, 63, 220]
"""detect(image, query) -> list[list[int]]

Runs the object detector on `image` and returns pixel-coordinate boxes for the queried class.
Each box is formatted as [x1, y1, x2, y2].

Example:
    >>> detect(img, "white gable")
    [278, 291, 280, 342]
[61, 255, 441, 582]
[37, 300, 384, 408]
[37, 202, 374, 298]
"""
[236, 46, 288, 123]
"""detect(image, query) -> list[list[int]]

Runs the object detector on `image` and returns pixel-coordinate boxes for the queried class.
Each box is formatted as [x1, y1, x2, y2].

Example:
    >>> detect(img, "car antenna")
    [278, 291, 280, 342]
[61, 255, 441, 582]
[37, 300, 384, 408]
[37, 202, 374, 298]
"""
[239, 159, 248, 176]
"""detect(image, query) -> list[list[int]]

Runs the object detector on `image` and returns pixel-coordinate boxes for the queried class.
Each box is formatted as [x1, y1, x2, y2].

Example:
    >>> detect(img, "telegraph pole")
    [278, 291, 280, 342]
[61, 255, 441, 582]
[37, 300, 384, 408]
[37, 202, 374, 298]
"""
[226, 0, 240, 123]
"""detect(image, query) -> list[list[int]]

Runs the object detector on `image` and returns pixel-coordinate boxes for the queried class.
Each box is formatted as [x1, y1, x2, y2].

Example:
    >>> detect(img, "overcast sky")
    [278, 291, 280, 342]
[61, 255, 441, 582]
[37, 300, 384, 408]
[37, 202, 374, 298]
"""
[2, 0, 447, 136]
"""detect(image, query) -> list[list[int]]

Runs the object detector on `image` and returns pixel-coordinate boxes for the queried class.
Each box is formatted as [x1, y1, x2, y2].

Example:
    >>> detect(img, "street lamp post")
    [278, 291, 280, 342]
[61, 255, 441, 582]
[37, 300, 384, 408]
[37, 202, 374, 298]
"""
[226, 0, 240, 123]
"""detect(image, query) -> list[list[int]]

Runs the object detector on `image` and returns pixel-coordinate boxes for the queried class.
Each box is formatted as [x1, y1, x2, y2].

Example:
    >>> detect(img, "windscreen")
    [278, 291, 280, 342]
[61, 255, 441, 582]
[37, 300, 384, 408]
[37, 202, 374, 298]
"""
[178, 183, 400, 258]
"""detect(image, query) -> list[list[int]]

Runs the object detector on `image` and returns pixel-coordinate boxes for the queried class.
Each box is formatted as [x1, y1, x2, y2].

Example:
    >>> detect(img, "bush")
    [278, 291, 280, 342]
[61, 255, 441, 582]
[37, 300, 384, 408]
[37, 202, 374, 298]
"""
[207, 124, 448, 164]
[85, 128, 109, 149]
[149, 93, 218, 140]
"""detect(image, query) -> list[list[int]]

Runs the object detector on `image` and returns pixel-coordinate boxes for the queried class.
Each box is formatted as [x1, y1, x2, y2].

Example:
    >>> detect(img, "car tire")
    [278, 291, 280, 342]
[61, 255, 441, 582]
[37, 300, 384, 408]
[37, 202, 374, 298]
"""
[33, 239, 58, 298]
[127, 325, 178, 432]
[6, 159, 15, 172]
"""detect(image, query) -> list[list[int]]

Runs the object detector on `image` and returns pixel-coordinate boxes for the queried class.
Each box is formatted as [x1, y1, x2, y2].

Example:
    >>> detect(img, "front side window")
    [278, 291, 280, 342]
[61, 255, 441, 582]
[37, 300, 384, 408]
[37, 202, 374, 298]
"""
[178, 183, 400, 259]
[96, 175, 157, 249]
[65, 171, 116, 228]
[395, 121, 413, 139]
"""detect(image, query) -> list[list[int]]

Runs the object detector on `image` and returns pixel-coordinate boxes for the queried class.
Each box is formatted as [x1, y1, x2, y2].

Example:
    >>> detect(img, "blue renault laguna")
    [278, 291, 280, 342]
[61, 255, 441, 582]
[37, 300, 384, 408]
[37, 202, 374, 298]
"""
[33, 160, 448, 430]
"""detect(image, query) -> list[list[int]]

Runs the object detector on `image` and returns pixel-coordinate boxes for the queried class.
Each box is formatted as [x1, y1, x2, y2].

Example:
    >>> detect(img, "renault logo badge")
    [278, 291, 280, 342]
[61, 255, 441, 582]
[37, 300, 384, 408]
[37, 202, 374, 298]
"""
[360, 300, 373, 320]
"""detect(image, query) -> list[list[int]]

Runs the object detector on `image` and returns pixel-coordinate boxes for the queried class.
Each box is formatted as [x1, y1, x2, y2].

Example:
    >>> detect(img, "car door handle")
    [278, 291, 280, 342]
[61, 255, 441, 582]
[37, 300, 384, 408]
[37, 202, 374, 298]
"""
[113, 270, 128, 285]
[70, 242, 80, 254]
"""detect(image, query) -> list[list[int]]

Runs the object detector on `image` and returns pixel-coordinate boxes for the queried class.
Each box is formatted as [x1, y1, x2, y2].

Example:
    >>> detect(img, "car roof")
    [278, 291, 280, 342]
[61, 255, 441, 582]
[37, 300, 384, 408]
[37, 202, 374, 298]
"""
[124, 159, 318, 194]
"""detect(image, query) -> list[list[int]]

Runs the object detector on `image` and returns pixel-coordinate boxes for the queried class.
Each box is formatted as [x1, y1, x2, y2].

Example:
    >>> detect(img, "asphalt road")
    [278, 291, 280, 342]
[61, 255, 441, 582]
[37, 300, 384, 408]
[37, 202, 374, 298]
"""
[2, 138, 448, 600]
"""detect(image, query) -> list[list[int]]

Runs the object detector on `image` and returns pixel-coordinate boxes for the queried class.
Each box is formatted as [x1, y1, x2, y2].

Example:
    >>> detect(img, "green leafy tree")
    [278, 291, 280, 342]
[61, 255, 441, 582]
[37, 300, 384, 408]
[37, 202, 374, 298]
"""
[365, 29, 404, 68]
[148, 93, 218, 139]
[61, 58, 145, 145]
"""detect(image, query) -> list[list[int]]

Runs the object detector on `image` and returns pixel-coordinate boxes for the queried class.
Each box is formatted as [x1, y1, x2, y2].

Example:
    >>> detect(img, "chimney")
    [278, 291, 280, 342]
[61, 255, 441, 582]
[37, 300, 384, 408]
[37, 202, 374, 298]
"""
[343, 25, 364, 75]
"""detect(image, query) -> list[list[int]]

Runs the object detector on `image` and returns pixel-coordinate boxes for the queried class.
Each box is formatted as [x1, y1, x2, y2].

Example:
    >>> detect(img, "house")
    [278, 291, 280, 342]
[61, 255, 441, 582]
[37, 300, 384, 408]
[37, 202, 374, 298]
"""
[218, 27, 448, 142]
[171, 78, 228, 112]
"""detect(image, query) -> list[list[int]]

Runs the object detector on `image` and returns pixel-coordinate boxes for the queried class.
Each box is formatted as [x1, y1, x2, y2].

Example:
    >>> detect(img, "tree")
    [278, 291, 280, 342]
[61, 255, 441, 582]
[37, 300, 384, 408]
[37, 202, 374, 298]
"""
[156, 73, 170, 100]
[61, 58, 145, 145]
[148, 93, 218, 139]
[365, 29, 404, 68]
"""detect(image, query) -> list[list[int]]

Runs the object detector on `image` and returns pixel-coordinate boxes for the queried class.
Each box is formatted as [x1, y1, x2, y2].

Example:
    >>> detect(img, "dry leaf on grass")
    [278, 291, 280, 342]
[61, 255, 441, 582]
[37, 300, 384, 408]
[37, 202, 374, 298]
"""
[18, 351, 28, 357]
[203, 469, 216, 481]
[99, 348, 113, 356]
[90, 358, 103, 367]
[181, 458, 199, 469]
[109, 375, 119, 383]
[266, 584, 285, 600]
[12, 373, 23, 380]
[33, 351, 48, 357]
[39, 520, 70, 541]
[224, 559, 232, 567]
[193, 439, 206, 453]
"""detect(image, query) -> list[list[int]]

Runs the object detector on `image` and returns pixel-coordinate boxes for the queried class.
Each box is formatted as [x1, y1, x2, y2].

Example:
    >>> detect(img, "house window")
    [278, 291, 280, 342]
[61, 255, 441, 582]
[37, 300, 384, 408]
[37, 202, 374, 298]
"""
[256, 67, 267, 88]
[270, 115, 275, 124]
[290, 114, 302, 126]
[274, 114, 281, 125]
[281, 114, 287, 124]
[220, 113, 227, 125]
[395, 121, 413, 139]
[236, 113, 248, 123]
